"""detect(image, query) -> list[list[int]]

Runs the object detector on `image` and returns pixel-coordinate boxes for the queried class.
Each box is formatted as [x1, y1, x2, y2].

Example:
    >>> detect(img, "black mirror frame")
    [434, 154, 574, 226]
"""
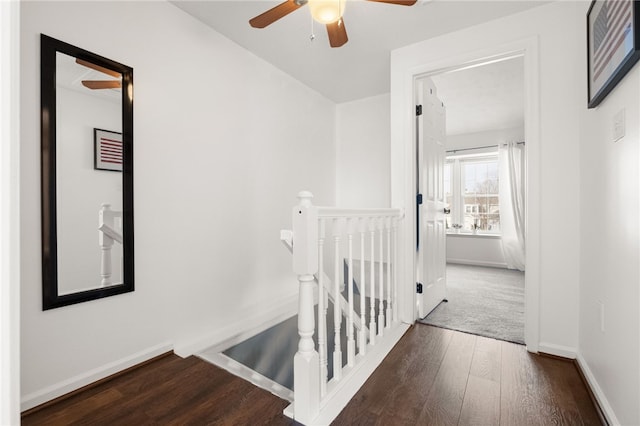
[41, 34, 134, 310]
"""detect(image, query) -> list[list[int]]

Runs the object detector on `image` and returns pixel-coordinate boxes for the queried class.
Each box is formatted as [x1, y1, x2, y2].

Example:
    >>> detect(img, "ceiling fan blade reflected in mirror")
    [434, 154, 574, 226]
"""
[326, 18, 348, 48]
[75, 58, 121, 78]
[366, 0, 417, 5]
[81, 80, 122, 90]
[249, 0, 304, 28]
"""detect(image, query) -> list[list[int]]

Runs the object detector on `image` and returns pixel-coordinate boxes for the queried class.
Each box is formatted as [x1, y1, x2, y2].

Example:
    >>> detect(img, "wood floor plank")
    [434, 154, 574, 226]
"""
[24, 388, 124, 426]
[458, 375, 500, 426]
[535, 356, 601, 426]
[500, 341, 553, 426]
[415, 331, 477, 426]
[375, 326, 454, 422]
[334, 325, 452, 423]
[469, 335, 501, 383]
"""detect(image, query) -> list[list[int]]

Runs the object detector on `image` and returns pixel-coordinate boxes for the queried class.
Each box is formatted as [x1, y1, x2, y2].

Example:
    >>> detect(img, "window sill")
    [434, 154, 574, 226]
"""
[446, 232, 501, 239]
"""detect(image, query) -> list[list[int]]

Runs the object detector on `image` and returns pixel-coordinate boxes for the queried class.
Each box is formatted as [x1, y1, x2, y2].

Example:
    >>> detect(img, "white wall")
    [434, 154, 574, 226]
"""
[21, 1, 336, 409]
[336, 93, 390, 207]
[391, 0, 580, 353]
[446, 235, 505, 268]
[0, 0, 21, 423]
[578, 3, 640, 422]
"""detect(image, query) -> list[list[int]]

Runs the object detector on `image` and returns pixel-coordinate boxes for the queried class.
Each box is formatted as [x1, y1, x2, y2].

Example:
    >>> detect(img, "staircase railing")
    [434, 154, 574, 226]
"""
[281, 233, 368, 335]
[287, 191, 406, 425]
[98, 203, 122, 287]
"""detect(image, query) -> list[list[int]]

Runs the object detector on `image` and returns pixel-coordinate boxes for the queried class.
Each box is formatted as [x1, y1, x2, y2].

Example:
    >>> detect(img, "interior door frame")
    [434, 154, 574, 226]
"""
[391, 37, 541, 353]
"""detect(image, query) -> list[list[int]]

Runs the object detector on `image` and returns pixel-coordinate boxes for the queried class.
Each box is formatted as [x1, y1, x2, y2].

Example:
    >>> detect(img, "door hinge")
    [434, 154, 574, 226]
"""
[417, 193, 423, 205]
[416, 282, 423, 294]
[416, 105, 422, 116]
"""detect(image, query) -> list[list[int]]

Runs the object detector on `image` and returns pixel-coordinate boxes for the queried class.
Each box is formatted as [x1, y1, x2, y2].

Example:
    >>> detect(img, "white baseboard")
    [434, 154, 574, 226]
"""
[576, 353, 620, 426]
[173, 293, 299, 358]
[21, 342, 173, 412]
[538, 342, 577, 359]
[446, 259, 508, 269]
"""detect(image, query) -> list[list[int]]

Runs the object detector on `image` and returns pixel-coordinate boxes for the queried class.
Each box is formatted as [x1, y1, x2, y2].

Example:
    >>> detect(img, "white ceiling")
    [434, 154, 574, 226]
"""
[431, 55, 524, 135]
[171, 0, 545, 103]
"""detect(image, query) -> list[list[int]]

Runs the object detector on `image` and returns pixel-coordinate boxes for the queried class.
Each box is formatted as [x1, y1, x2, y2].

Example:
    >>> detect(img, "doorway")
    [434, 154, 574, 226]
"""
[415, 56, 527, 344]
[391, 38, 540, 351]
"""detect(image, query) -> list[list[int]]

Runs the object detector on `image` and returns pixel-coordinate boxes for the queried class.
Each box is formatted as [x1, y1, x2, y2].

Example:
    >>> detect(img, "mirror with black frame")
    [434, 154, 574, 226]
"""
[41, 34, 134, 310]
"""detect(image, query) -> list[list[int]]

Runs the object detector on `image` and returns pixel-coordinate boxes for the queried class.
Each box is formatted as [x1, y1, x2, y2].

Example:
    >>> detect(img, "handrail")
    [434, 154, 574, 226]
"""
[317, 207, 403, 219]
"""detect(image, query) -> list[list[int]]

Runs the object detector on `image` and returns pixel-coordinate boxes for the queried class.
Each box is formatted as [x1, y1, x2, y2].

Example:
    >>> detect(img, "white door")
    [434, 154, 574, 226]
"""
[417, 78, 447, 319]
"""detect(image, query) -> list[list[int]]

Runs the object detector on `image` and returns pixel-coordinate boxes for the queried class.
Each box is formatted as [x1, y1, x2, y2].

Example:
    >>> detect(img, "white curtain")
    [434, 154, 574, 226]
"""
[499, 142, 526, 271]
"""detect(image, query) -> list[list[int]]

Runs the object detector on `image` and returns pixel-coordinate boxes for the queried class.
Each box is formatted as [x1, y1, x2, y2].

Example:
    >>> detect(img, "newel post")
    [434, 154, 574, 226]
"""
[292, 191, 320, 424]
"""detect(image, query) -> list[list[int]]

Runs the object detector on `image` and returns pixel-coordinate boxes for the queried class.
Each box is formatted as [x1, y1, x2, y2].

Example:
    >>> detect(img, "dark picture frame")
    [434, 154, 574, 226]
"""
[587, 0, 640, 108]
[94, 128, 123, 172]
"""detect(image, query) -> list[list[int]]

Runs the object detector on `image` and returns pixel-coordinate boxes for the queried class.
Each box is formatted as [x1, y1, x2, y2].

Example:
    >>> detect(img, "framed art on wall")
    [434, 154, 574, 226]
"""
[587, 0, 640, 108]
[94, 128, 123, 171]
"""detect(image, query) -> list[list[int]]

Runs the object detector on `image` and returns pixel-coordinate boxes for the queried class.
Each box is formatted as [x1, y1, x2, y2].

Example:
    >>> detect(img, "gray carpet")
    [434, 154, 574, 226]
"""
[418, 264, 525, 344]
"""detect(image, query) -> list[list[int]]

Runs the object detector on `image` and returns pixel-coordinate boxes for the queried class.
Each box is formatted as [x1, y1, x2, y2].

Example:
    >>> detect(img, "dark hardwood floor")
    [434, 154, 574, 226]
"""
[21, 354, 291, 426]
[22, 324, 602, 425]
[334, 325, 603, 426]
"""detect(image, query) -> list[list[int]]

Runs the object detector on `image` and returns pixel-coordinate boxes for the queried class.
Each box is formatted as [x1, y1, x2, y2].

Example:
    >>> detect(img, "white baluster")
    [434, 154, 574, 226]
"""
[369, 218, 376, 345]
[347, 218, 355, 367]
[318, 219, 328, 396]
[333, 218, 343, 381]
[292, 191, 320, 424]
[393, 216, 399, 323]
[358, 218, 367, 356]
[99, 203, 114, 287]
[386, 217, 392, 329]
[378, 218, 385, 337]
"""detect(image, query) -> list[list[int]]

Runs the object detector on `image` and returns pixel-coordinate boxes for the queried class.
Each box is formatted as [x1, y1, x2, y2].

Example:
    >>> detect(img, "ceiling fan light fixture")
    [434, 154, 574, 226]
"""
[308, 0, 345, 24]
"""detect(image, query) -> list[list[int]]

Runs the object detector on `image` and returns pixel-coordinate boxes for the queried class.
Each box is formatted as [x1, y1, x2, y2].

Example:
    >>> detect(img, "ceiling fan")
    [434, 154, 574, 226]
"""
[75, 58, 122, 90]
[249, 0, 417, 48]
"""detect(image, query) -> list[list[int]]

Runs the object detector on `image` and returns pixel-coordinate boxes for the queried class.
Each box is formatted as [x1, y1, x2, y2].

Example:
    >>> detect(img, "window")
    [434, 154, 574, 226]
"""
[445, 153, 500, 234]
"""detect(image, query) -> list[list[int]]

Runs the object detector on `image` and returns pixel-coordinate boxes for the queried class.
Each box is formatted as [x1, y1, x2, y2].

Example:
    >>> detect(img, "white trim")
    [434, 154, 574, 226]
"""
[446, 259, 508, 269]
[576, 353, 621, 426]
[197, 352, 294, 402]
[0, 1, 20, 424]
[284, 323, 410, 425]
[173, 293, 299, 357]
[20, 342, 173, 412]
[391, 37, 541, 353]
[537, 342, 576, 359]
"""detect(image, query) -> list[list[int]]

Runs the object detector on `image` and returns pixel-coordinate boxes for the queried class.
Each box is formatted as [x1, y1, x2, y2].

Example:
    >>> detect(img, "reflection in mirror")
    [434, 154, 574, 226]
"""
[55, 52, 123, 295]
[41, 34, 134, 309]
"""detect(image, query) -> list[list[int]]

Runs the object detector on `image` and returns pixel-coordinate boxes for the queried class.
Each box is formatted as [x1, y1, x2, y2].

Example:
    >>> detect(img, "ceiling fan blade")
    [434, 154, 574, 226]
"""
[75, 58, 121, 78]
[81, 80, 122, 90]
[366, 0, 417, 5]
[249, 0, 304, 28]
[326, 18, 348, 48]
